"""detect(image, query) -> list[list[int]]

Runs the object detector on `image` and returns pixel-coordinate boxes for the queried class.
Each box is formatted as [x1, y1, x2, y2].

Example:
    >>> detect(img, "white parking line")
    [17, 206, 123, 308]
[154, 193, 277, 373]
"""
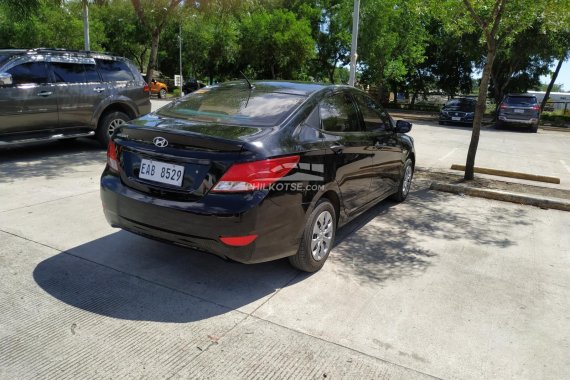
[560, 160, 570, 174]
[438, 148, 458, 161]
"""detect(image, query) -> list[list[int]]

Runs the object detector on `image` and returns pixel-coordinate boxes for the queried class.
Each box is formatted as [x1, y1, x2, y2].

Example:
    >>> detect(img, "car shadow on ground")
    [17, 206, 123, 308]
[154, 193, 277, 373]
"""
[327, 176, 531, 284]
[32, 229, 299, 323]
[0, 138, 104, 183]
[32, 175, 531, 323]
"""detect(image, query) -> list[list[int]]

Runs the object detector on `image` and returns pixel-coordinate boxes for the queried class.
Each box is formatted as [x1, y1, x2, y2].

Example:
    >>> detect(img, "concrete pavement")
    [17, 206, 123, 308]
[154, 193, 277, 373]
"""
[1, 138, 570, 379]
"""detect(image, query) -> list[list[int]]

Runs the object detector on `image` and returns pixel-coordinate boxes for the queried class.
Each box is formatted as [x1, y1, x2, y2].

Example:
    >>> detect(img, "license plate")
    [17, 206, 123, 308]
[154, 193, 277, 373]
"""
[514, 109, 524, 113]
[452, 117, 461, 121]
[139, 159, 184, 187]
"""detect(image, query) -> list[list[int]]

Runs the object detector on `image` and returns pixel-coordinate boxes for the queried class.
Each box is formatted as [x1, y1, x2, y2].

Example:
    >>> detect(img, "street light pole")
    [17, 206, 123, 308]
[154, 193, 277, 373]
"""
[179, 24, 184, 96]
[82, 1, 90, 51]
[348, 0, 360, 87]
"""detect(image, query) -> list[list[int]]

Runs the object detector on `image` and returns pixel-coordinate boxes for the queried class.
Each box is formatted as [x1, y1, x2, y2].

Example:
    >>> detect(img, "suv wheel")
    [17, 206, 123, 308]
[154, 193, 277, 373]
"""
[289, 199, 336, 272]
[530, 123, 538, 133]
[159, 88, 167, 99]
[97, 111, 129, 147]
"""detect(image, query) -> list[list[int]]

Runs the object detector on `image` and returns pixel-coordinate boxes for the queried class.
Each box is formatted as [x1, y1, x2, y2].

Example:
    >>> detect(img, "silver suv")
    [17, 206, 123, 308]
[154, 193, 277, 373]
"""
[0, 48, 151, 147]
[496, 94, 540, 133]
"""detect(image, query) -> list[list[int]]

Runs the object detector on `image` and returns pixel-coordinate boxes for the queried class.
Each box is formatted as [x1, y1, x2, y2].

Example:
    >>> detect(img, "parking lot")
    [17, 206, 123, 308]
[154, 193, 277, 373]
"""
[1, 105, 570, 379]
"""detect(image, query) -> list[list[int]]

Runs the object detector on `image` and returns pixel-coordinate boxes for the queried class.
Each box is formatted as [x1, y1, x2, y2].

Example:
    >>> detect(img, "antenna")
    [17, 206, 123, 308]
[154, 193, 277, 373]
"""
[240, 71, 254, 90]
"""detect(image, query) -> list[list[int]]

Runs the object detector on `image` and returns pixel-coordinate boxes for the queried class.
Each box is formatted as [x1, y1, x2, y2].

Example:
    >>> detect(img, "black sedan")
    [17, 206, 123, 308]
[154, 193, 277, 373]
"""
[101, 81, 415, 272]
[439, 97, 477, 126]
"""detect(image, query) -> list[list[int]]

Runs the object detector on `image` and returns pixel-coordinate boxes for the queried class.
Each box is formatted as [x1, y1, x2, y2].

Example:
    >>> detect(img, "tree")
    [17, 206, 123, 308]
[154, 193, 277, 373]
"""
[131, 0, 183, 81]
[431, 0, 570, 180]
[358, 0, 427, 102]
[239, 9, 315, 79]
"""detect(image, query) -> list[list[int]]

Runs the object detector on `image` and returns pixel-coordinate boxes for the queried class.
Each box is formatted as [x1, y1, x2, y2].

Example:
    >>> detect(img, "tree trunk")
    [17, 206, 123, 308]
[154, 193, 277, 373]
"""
[329, 65, 336, 84]
[146, 30, 160, 82]
[465, 44, 496, 180]
[540, 57, 564, 112]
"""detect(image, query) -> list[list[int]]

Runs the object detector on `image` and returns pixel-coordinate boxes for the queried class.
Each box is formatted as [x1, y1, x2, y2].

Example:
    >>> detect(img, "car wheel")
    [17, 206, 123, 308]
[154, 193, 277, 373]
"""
[439, 121, 445, 125]
[159, 88, 167, 99]
[289, 199, 336, 272]
[390, 158, 414, 202]
[97, 111, 130, 147]
[494, 121, 503, 129]
[530, 124, 538, 133]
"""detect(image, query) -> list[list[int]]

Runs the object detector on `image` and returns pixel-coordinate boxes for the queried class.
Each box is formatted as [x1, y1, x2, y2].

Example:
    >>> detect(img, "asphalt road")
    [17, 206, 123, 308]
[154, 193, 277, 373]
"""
[1, 105, 569, 379]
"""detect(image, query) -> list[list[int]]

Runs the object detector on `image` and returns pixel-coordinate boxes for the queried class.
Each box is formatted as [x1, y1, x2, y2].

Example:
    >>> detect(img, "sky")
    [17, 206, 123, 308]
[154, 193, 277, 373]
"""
[540, 59, 570, 92]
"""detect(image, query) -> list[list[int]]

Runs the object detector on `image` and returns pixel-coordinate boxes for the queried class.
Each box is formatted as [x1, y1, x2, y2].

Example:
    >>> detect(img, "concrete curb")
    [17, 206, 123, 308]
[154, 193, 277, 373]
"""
[430, 182, 570, 212]
[450, 164, 560, 184]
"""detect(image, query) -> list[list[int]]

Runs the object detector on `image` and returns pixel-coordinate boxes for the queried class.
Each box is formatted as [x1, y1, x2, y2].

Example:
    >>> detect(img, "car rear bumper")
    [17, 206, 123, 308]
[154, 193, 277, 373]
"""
[100, 172, 304, 263]
[498, 116, 539, 125]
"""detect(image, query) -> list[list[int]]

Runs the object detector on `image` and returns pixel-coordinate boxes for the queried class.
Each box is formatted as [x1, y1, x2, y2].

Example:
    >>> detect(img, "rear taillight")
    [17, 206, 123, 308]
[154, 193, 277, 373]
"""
[107, 140, 119, 173]
[143, 83, 150, 94]
[500, 103, 508, 109]
[220, 235, 258, 246]
[211, 155, 300, 193]
[532, 105, 540, 111]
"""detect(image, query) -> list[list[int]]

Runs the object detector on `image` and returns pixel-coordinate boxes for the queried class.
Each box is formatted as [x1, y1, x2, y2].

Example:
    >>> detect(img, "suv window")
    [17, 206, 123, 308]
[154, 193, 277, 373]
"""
[505, 96, 537, 106]
[7, 62, 49, 85]
[96, 59, 134, 82]
[52, 62, 100, 83]
[353, 93, 391, 131]
[320, 93, 361, 132]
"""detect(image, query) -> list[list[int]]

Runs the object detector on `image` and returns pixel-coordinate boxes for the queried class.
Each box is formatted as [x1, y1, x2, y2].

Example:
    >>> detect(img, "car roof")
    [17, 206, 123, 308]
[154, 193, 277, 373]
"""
[0, 48, 126, 61]
[214, 80, 339, 96]
[506, 93, 536, 97]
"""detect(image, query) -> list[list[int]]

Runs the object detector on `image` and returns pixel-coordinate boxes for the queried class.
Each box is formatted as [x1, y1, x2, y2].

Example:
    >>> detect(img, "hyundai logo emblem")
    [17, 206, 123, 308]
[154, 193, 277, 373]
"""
[153, 136, 168, 148]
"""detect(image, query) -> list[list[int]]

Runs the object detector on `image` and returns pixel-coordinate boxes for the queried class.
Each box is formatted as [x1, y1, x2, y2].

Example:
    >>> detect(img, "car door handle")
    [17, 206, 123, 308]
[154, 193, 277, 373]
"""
[330, 144, 345, 154]
[37, 91, 53, 97]
[93, 87, 106, 93]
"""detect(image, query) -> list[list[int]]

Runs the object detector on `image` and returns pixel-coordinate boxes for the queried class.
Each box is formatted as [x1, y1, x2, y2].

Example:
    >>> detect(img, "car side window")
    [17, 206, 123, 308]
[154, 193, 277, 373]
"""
[52, 63, 100, 83]
[96, 59, 134, 82]
[6, 62, 49, 85]
[319, 93, 361, 133]
[354, 93, 391, 131]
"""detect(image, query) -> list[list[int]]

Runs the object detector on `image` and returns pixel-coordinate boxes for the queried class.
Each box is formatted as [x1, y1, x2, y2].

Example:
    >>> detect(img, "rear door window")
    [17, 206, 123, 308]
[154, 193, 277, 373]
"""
[52, 62, 100, 83]
[7, 62, 49, 85]
[96, 59, 134, 82]
[319, 93, 361, 133]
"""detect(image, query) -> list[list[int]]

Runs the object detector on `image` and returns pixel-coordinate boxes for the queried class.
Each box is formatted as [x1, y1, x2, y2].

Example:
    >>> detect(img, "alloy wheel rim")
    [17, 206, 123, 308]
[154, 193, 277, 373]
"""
[402, 165, 413, 195]
[311, 210, 333, 261]
[107, 119, 126, 136]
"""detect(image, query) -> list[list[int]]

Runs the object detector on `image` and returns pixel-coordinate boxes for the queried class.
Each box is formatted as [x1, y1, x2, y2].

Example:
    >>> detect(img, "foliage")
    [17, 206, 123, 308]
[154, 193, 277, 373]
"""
[239, 9, 315, 79]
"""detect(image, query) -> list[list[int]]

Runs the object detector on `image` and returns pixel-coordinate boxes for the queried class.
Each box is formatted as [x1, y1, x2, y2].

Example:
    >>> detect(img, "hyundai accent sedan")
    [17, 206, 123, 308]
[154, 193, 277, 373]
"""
[101, 81, 415, 272]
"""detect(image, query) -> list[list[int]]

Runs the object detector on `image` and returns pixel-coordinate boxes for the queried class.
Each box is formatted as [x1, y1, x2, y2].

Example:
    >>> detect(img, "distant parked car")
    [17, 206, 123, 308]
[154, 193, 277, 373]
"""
[182, 78, 206, 95]
[0, 48, 151, 147]
[150, 79, 168, 98]
[496, 94, 540, 133]
[439, 97, 476, 126]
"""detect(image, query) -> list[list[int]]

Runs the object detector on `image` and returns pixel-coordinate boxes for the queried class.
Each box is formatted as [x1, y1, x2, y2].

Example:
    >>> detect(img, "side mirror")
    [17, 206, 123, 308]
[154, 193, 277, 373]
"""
[395, 120, 412, 133]
[0, 72, 13, 86]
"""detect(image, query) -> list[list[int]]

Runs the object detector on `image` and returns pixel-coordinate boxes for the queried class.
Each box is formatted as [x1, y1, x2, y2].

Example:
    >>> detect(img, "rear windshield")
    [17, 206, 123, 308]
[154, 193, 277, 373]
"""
[157, 86, 305, 126]
[506, 96, 537, 106]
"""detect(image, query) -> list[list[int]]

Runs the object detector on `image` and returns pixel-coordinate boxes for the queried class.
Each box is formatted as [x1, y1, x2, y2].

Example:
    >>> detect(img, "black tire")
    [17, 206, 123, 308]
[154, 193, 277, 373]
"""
[494, 121, 503, 129]
[96, 111, 130, 147]
[289, 199, 336, 272]
[438, 121, 445, 125]
[159, 88, 167, 99]
[530, 123, 538, 133]
[390, 158, 414, 202]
